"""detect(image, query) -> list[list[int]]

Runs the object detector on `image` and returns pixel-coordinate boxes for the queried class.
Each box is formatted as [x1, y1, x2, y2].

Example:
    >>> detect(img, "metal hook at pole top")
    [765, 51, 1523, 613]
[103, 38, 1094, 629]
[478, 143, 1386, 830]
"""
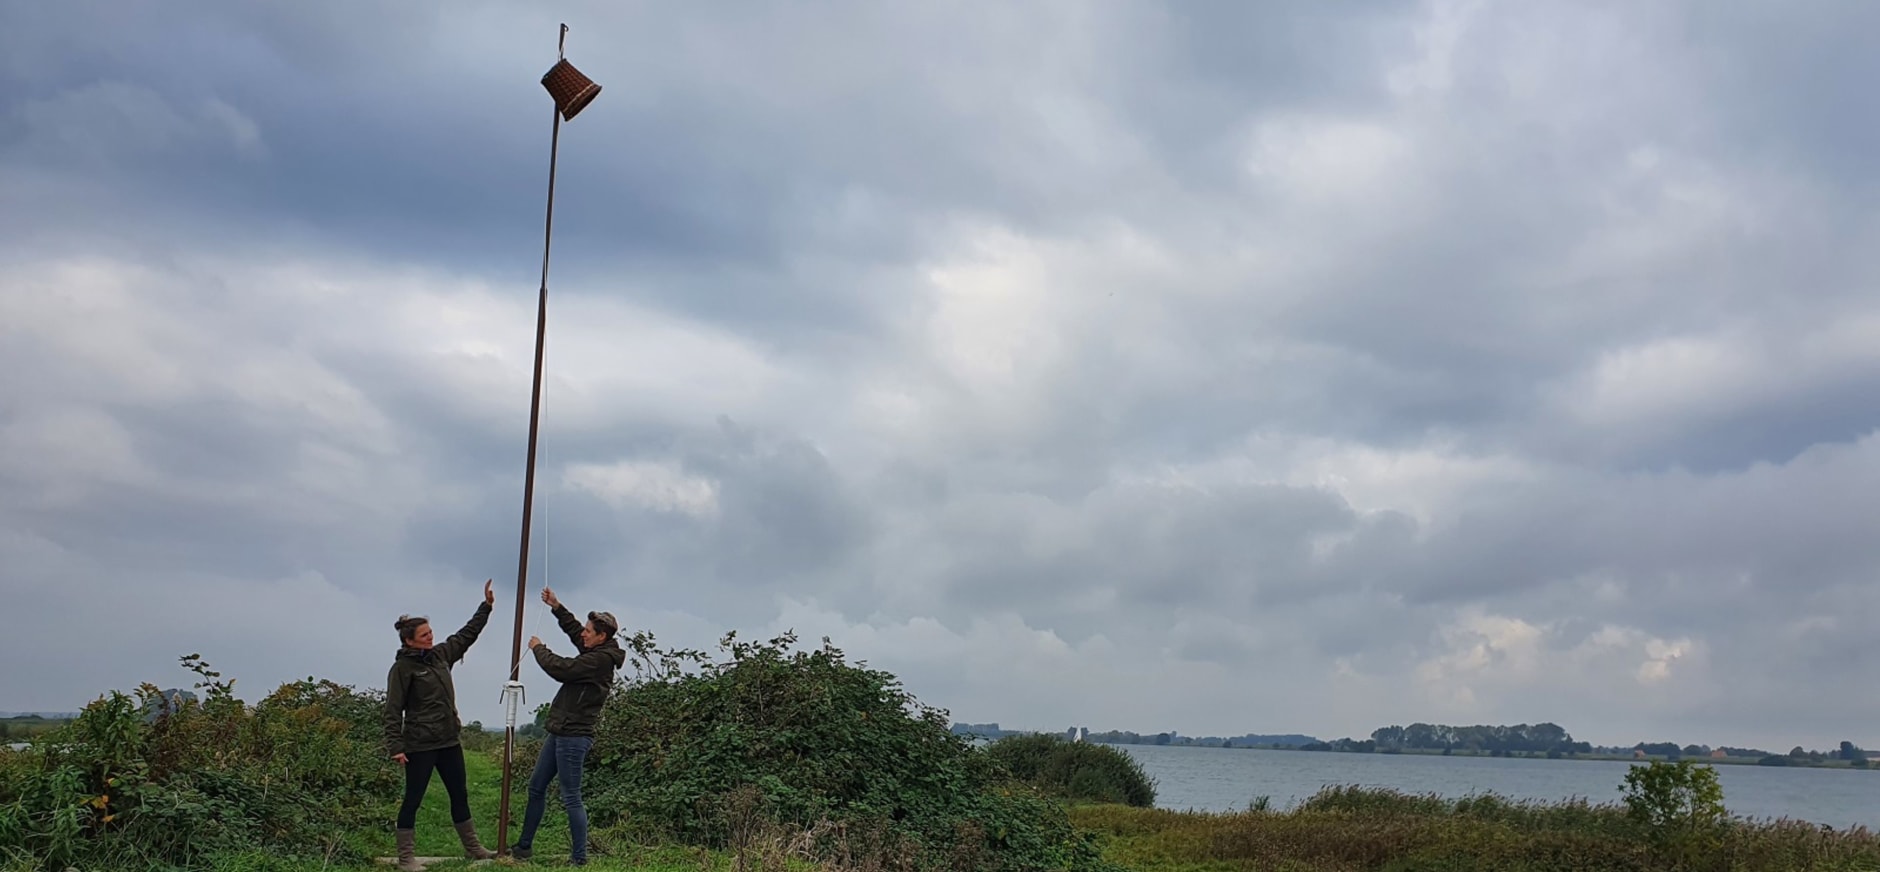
[559, 23, 568, 59]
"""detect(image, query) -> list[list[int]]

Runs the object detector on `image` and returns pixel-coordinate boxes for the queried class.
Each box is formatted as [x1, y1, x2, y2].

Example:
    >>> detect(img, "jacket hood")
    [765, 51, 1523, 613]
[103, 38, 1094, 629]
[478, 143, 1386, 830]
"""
[592, 636, 627, 667]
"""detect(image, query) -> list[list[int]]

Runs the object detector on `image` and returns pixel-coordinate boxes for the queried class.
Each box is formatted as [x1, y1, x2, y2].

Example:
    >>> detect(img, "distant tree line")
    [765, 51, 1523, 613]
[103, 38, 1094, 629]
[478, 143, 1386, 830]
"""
[949, 722, 1320, 748]
[1741, 742, 1869, 768]
[1084, 729, 1320, 748]
[1621, 742, 1765, 759]
[2, 713, 80, 741]
[949, 720, 1873, 769]
[1322, 722, 1594, 757]
[950, 722, 1027, 739]
[1295, 724, 1872, 768]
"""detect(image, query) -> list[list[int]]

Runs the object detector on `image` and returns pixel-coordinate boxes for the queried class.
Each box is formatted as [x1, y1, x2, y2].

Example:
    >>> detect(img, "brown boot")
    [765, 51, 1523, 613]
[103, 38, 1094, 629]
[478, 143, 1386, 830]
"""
[394, 828, 424, 871]
[454, 818, 498, 860]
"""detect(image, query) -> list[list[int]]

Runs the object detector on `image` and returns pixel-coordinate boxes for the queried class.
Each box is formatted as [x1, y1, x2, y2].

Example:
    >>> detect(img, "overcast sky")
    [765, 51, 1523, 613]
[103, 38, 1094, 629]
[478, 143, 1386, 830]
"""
[4, 1, 1878, 753]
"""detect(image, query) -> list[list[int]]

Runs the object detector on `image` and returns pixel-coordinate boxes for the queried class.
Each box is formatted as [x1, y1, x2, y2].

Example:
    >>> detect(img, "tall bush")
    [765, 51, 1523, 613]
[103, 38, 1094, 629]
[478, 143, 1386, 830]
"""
[0, 656, 394, 870]
[985, 733, 1157, 807]
[581, 629, 1119, 871]
[1620, 758, 1729, 867]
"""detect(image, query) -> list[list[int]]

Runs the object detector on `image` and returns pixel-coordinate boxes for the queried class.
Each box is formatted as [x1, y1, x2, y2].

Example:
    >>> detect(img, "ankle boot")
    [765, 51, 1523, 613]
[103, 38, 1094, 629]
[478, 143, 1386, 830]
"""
[454, 818, 498, 860]
[395, 828, 424, 871]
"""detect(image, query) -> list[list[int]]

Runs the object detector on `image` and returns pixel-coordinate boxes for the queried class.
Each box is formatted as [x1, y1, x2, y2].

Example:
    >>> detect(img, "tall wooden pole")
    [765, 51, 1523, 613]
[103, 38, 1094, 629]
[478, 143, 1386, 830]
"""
[498, 24, 569, 857]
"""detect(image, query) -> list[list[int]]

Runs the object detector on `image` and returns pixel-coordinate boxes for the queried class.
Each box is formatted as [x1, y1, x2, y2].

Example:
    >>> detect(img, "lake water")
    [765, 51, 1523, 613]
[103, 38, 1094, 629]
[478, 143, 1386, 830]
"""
[1108, 744, 1880, 831]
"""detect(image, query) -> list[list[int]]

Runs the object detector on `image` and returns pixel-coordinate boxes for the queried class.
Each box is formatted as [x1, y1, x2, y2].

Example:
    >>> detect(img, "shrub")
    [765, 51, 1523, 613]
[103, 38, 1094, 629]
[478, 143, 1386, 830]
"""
[1621, 758, 1729, 866]
[1071, 794, 1880, 872]
[0, 656, 394, 870]
[1621, 759, 1726, 832]
[458, 721, 499, 753]
[581, 629, 1120, 871]
[984, 733, 1157, 807]
[1073, 775, 1880, 872]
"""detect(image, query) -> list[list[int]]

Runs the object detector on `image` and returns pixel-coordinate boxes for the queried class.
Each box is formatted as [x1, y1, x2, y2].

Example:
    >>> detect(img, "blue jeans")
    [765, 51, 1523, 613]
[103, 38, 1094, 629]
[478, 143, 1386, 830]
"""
[516, 733, 595, 862]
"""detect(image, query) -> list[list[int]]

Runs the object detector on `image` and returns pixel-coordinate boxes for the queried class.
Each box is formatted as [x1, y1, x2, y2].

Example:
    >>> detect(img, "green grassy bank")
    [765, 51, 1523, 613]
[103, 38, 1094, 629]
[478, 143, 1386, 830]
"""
[368, 749, 818, 871]
[1069, 788, 1880, 872]
[12, 651, 1877, 871]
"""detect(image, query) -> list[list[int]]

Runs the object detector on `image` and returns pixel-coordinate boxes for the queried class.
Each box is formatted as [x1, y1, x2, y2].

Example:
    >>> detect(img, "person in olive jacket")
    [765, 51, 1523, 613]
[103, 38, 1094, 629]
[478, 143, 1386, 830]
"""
[510, 586, 626, 866]
[383, 580, 498, 870]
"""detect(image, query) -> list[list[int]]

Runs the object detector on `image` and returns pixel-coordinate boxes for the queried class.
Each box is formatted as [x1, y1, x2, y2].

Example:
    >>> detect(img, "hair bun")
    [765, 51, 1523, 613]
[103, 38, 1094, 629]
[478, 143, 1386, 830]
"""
[393, 614, 431, 643]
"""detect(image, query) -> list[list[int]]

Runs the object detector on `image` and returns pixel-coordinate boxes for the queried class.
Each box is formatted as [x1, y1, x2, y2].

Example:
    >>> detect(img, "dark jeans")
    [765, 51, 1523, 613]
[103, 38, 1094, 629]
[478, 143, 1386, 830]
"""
[396, 744, 471, 829]
[516, 733, 595, 862]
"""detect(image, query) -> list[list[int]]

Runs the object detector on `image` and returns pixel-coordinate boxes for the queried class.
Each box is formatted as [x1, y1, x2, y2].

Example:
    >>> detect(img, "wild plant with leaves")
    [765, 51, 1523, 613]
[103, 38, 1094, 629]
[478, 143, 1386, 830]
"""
[0, 655, 394, 870]
[984, 733, 1157, 808]
[579, 629, 1120, 872]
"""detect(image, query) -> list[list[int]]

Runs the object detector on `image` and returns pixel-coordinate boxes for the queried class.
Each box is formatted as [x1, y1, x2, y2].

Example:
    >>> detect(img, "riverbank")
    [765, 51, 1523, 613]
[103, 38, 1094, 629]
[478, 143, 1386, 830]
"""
[1108, 742, 1880, 829]
[26, 747, 1877, 871]
[1096, 741, 1873, 770]
[1070, 790, 1880, 872]
[15, 661, 1869, 870]
[1295, 746, 1873, 770]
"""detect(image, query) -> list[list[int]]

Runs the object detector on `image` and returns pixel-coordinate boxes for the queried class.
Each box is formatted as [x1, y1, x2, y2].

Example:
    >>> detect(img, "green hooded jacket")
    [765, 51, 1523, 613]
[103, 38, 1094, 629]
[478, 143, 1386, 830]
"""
[383, 601, 492, 756]
[532, 604, 627, 737]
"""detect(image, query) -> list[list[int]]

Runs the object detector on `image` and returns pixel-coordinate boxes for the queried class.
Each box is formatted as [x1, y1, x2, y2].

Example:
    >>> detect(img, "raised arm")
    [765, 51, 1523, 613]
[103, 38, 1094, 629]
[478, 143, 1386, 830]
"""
[531, 644, 616, 685]
[542, 587, 584, 648]
[434, 580, 496, 665]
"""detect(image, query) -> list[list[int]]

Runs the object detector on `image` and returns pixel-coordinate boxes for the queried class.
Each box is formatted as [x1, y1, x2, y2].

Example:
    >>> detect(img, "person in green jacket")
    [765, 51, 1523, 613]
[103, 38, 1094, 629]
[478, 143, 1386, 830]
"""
[383, 580, 498, 870]
[510, 587, 627, 866]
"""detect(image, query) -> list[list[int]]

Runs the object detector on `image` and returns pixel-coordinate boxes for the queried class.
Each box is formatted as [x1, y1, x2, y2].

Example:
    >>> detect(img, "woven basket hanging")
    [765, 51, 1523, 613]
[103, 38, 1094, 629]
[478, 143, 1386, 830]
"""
[542, 58, 602, 121]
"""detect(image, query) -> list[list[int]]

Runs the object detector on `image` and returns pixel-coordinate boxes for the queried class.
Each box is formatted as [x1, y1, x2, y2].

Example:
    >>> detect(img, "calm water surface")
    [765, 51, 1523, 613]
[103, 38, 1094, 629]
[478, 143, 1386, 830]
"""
[1108, 744, 1880, 830]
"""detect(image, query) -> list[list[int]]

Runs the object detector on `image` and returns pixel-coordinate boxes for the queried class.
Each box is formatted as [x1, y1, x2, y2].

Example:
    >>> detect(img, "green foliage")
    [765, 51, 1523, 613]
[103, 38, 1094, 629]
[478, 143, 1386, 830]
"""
[584, 629, 1121, 871]
[985, 733, 1156, 807]
[32, 640, 1878, 872]
[459, 720, 499, 753]
[0, 717, 68, 743]
[0, 656, 394, 870]
[1619, 759, 1730, 868]
[1073, 782, 1880, 872]
[1621, 760, 1725, 830]
[1293, 785, 1639, 844]
[1368, 722, 1592, 756]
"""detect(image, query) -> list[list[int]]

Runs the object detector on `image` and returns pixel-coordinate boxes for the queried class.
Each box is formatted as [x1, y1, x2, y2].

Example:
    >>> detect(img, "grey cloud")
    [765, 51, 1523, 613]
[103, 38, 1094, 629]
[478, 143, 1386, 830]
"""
[1678, 3, 1880, 188]
[3, 1, 1429, 321]
[4, 0, 1880, 752]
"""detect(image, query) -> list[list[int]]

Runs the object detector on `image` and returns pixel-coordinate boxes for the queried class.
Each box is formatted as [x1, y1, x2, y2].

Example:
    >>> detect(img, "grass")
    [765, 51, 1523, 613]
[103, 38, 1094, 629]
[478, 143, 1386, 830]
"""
[1067, 787, 1880, 872]
[30, 730, 1878, 872]
[185, 845, 731, 872]
[0, 717, 69, 742]
[67, 764, 1880, 871]
[183, 749, 815, 871]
